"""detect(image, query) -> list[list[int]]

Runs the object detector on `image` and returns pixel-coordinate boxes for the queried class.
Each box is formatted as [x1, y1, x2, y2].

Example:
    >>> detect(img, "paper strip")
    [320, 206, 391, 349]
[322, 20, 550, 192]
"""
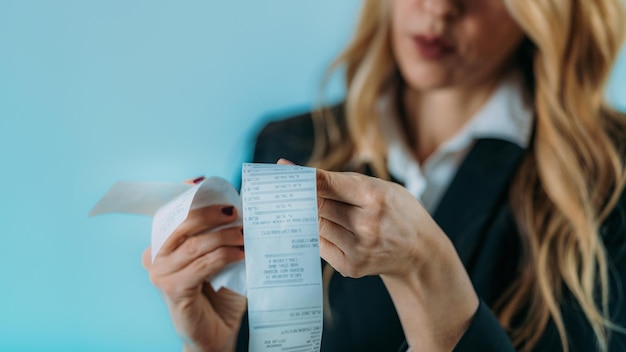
[89, 181, 192, 217]
[89, 177, 247, 296]
[242, 163, 323, 352]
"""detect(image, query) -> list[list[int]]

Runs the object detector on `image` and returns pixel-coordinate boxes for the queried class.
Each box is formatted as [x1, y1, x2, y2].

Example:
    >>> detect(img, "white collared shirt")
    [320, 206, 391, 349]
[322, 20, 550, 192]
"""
[381, 74, 534, 213]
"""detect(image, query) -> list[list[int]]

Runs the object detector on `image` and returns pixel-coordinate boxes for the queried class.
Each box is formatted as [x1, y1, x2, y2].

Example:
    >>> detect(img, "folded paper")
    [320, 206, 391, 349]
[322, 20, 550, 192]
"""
[90, 177, 246, 295]
[90, 164, 323, 351]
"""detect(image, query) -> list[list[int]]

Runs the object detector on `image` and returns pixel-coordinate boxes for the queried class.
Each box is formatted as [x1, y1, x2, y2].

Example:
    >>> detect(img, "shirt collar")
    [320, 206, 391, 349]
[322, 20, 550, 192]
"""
[381, 72, 534, 186]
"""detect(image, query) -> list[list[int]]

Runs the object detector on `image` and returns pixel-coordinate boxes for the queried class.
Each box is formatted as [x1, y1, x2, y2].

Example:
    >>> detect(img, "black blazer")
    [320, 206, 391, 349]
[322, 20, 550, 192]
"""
[236, 107, 626, 351]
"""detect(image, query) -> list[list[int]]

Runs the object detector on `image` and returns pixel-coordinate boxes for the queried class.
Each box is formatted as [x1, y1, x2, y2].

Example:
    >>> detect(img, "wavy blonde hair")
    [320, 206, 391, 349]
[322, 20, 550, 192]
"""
[310, 0, 626, 350]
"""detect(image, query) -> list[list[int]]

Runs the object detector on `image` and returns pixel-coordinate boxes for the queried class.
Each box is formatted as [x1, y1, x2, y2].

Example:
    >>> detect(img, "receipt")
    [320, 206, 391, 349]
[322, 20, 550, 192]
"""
[89, 177, 247, 295]
[242, 163, 322, 352]
[90, 165, 324, 351]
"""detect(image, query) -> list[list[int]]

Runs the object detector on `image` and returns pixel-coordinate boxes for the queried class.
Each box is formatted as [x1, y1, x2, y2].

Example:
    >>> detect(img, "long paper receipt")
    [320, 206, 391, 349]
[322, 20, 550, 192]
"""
[242, 163, 322, 352]
[89, 163, 323, 352]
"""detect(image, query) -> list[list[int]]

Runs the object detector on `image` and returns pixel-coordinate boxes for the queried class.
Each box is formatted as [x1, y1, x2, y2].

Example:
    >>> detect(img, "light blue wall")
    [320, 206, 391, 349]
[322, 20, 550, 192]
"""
[609, 51, 626, 111]
[0, 1, 358, 351]
[0, 2, 625, 351]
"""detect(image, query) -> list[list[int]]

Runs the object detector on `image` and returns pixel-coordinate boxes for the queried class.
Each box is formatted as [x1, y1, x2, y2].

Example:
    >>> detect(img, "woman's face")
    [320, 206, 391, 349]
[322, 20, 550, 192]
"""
[390, 0, 525, 91]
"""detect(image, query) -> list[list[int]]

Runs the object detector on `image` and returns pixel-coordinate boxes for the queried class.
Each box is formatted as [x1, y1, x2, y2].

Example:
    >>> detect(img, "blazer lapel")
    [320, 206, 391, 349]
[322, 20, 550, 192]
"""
[432, 138, 525, 266]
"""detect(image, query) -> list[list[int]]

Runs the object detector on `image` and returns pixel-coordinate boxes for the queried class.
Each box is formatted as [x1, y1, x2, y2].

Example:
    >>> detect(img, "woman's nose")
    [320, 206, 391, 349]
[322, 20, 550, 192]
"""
[420, 0, 461, 19]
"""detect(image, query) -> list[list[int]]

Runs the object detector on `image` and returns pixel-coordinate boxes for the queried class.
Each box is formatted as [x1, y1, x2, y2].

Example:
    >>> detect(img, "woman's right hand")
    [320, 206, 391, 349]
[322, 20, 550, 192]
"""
[142, 204, 246, 352]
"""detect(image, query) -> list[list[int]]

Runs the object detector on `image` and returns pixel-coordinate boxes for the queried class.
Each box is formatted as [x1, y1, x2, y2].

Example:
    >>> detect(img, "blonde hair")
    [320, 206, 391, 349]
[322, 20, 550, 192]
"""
[311, 0, 392, 176]
[310, 0, 626, 350]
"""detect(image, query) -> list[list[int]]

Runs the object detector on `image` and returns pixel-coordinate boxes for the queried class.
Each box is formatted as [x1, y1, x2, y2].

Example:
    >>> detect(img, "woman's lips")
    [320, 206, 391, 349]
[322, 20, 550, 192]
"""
[412, 35, 456, 60]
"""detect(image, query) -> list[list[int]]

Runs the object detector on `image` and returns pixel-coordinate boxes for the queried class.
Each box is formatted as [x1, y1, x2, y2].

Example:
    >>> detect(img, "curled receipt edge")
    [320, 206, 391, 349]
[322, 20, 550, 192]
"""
[89, 177, 247, 296]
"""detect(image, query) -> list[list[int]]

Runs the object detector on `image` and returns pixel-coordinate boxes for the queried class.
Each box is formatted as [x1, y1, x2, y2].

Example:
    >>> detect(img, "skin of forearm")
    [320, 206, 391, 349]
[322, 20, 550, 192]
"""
[381, 224, 479, 351]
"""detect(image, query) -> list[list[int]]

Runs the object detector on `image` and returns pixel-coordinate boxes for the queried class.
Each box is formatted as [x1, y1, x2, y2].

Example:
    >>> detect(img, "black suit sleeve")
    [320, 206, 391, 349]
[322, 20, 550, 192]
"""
[453, 300, 515, 351]
[396, 302, 517, 352]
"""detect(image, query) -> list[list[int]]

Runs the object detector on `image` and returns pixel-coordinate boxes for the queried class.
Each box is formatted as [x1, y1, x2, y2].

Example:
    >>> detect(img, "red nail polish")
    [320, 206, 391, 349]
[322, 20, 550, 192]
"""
[221, 206, 234, 216]
[192, 176, 205, 184]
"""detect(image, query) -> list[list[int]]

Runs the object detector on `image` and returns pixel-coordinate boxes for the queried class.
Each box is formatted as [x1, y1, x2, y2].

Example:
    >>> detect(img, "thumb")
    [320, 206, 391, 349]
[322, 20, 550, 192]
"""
[277, 158, 296, 165]
[141, 246, 153, 270]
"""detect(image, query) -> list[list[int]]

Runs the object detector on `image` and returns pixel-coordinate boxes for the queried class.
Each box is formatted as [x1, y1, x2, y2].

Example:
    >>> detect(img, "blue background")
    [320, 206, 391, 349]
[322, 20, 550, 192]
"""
[0, 1, 624, 351]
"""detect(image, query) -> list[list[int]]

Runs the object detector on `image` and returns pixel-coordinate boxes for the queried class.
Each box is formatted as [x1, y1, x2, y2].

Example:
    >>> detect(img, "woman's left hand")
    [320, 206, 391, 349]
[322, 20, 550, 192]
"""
[312, 167, 479, 351]
[314, 169, 436, 279]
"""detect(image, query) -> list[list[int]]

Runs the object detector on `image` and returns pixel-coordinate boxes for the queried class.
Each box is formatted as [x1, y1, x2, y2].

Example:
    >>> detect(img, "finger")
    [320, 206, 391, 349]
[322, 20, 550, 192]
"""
[142, 246, 152, 270]
[318, 196, 367, 236]
[158, 227, 244, 274]
[159, 205, 238, 257]
[318, 217, 357, 252]
[316, 169, 370, 206]
[183, 176, 206, 185]
[277, 158, 296, 165]
[161, 246, 245, 298]
[318, 236, 348, 275]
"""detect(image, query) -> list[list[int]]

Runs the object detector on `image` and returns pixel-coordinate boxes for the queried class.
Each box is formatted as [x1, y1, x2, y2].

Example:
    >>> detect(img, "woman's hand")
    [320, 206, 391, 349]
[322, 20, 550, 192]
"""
[142, 204, 246, 352]
[315, 170, 428, 278]
[314, 168, 479, 351]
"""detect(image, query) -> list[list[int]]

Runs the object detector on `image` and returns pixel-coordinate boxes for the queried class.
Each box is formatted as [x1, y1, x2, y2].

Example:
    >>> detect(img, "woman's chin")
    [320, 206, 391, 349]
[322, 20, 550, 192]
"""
[405, 77, 455, 92]
[400, 67, 458, 92]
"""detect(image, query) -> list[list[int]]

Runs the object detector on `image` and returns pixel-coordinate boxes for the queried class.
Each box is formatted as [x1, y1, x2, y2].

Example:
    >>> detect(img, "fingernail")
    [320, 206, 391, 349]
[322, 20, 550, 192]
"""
[277, 158, 296, 165]
[192, 176, 206, 184]
[221, 206, 234, 216]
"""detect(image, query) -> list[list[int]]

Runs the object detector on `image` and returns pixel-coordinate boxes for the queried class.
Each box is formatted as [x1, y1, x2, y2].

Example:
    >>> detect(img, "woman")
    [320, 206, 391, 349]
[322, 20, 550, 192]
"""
[142, 0, 626, 351]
